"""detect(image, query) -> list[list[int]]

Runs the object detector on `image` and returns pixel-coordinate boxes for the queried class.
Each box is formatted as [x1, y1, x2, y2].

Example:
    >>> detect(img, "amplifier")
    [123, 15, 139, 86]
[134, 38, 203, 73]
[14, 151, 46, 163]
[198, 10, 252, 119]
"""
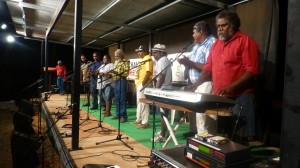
[184, 147, 252, 168]
[187, 137, 251, 164]
[150, 145, 199, 168]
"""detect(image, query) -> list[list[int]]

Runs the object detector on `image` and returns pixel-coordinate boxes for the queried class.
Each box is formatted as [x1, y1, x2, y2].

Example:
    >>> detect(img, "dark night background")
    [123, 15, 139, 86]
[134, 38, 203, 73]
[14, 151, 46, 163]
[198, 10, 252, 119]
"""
[0, 36, 101, 101]
[0, 1, 103, 101]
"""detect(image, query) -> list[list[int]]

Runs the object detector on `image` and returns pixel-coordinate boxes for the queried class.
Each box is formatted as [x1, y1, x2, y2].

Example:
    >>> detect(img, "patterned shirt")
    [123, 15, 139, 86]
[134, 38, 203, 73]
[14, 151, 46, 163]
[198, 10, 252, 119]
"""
[113, 59, 130, 80]
[80, 61, 92, 82]
[188, 35, 216, 84]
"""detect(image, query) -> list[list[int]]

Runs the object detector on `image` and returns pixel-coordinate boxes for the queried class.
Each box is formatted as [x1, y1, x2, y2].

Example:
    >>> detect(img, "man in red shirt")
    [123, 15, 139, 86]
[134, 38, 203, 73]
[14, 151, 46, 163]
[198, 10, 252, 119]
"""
[49, 60, 67, 95]
[186, 10, 259, 144]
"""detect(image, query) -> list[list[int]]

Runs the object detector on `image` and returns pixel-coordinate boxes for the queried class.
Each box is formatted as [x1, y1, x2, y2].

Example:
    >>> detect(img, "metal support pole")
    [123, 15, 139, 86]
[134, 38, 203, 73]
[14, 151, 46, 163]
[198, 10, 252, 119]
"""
[71, 0, 83, 150]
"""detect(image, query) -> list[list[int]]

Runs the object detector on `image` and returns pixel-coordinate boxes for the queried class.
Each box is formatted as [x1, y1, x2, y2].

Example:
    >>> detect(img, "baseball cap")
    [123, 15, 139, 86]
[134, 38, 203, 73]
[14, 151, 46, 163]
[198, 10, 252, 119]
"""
[135, 45, 147, 52]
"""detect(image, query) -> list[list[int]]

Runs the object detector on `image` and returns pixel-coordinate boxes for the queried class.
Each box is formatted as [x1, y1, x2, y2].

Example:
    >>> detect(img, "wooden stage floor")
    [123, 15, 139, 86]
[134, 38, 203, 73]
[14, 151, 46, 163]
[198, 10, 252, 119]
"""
[42, 94, 151, 168]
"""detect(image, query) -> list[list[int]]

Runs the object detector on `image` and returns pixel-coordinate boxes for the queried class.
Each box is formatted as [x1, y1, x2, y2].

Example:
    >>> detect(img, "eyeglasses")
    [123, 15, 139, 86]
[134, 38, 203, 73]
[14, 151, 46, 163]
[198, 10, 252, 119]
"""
[216, 23, 230, 29]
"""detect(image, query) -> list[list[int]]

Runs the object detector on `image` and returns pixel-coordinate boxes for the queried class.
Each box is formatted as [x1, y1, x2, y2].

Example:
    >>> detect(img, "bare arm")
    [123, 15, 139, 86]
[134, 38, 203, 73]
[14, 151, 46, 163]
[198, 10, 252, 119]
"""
[184, 69, 211, 91]
[156, 74, 165, 88]
[177, 56, 205, 71]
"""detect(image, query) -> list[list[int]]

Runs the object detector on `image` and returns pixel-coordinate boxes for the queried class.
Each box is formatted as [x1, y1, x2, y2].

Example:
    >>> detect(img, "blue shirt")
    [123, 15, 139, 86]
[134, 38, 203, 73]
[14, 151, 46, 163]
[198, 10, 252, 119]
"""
[89, 60, 102, 81]
[188, 35, 216, 84]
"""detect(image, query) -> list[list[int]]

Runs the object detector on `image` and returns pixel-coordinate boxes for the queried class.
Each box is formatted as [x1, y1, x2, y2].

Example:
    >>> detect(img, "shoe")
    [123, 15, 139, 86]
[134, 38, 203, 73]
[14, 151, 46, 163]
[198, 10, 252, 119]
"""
[138, 123, 150, 129]
[120, 118, 127, 123]
[90, 107, 98, 110]
[111, 116, 118, 120]
[182, 131, 196, 138]
[83, 103, 90, 106]
[151, 134, 167, 142]
[130, 121, 141, 125]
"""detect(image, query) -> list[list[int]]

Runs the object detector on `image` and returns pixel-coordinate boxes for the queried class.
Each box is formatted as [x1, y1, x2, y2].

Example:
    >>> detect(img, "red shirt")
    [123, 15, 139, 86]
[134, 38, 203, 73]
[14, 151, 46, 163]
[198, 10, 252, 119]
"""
[204, 31, 259, 97]
[53, 65, 66, 78]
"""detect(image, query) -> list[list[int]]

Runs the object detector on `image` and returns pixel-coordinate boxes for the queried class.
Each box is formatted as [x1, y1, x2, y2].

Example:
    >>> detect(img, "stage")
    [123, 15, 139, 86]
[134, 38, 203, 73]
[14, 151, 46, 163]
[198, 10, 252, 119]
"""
[41, 94, 151, 168]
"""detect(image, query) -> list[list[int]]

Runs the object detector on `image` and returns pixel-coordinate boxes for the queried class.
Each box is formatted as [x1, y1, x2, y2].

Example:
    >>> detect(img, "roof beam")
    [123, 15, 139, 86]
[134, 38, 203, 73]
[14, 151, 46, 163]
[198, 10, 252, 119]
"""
[66, 0, 121, 42]
[62, 12, 151, 32]
[191, 0, 226, 8]
[45, 0, 69, 37]
[18, 1, 55, 12]
[84, 0, 181, 46]
[128, 0, 181, 25]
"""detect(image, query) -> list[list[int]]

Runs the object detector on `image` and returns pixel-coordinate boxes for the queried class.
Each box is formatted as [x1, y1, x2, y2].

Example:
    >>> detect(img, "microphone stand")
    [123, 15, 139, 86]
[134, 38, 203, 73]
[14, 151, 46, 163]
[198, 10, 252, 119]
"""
[94, 59, 158, 150]
[83, 74, 113, 133]
[95, 61, 134, 150]
[64, 74, 73, 108]
[22, 78, 44, 92]
[79, 82, 99, 126]
[79, 63, 99, 126]
[140, 41, 193, 151]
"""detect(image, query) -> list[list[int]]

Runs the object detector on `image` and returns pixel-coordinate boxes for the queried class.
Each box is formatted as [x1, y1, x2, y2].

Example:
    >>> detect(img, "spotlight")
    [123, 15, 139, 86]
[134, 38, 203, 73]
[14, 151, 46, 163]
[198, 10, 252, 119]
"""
[6, 35, 15, 43]
[1, 24, 7, 30]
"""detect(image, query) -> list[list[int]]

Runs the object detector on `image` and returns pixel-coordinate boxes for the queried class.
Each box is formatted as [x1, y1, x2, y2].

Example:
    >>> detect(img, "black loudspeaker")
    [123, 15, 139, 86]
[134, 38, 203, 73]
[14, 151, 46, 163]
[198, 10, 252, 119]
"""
[82, 164, 114, 168]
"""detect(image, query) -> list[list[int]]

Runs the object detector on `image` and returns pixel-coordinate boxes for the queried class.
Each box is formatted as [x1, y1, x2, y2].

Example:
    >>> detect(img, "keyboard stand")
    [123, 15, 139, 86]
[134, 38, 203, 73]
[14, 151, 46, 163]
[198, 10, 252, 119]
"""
[162, 115, 185, 148]
[140, 98, 192, 148]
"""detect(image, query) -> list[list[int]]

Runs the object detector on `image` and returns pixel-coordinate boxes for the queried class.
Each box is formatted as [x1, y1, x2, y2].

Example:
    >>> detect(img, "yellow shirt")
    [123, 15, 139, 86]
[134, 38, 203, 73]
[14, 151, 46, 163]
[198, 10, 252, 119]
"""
[134, 55, 153, 86]
[113, 59, 130, 80]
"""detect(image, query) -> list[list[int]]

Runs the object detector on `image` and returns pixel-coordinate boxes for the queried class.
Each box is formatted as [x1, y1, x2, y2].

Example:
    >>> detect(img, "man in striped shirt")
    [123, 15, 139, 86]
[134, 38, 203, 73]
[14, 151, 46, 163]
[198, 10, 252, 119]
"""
[177, 21, 216, 137]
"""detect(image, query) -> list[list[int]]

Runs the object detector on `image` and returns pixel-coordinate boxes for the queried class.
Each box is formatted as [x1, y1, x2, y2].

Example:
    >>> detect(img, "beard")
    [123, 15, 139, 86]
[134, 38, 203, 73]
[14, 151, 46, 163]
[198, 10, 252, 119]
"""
[218, 30, 234, 42]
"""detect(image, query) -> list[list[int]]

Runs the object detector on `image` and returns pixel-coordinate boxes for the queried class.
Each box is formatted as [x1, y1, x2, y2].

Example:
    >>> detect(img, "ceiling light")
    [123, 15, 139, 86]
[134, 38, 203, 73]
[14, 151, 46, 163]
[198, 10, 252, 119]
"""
[18, 2, 23, 7]
[1, 24, 7, 30]
[6, 35, 15, 43]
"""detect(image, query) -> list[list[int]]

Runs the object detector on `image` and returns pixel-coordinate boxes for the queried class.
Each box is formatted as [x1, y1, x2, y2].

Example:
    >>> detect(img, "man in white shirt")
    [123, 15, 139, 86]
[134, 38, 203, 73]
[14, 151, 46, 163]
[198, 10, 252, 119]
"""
[97, 55, 114, 116]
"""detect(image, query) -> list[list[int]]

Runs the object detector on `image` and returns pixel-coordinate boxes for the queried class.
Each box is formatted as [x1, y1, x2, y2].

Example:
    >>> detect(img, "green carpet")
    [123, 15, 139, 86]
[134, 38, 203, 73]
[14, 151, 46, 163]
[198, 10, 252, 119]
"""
[80, 99, 189, 149]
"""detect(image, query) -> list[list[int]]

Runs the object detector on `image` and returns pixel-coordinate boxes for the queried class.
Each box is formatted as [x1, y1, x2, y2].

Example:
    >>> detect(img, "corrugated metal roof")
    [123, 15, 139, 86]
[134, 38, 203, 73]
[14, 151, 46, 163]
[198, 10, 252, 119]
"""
[4, 0, 248, 48]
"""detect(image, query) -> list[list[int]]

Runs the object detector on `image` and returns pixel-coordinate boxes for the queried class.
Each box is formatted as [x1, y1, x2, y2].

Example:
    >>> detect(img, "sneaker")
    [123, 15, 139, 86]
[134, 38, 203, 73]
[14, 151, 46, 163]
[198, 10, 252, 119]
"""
[138, 123, 150, 129]
[130, 121, 141, 125]
[83, 103, 90, 106]
[111, 116, 118, 120]
[151, 134, 167, 142]
[120, 118, 127, 123]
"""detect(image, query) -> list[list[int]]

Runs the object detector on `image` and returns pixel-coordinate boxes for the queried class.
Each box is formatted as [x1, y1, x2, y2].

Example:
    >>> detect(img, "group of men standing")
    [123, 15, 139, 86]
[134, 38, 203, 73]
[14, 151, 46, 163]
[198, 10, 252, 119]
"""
[131, 9, 259, 144]
[79, 9, 259, 144]
[80, 50, 130, 122]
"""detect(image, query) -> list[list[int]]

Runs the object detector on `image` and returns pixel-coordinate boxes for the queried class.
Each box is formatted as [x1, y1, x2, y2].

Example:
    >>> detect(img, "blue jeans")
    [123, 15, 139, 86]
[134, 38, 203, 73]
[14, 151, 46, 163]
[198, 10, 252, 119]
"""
[89, 80, 98, 108]
[56, 76, 65, 94]
[114, 79, 127, 120]
[232, 92, 255, 138]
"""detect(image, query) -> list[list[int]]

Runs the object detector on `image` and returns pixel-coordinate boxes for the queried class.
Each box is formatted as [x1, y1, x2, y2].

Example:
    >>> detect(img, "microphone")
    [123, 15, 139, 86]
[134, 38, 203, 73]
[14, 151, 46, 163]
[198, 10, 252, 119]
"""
[43, 91, 52, 94]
